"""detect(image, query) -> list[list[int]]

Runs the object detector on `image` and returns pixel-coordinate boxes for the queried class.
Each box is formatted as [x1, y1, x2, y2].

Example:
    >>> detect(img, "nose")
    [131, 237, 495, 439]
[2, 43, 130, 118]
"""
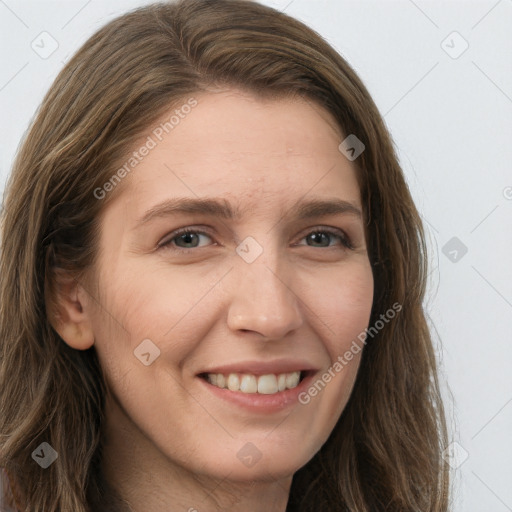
[226, 252, 304, 340]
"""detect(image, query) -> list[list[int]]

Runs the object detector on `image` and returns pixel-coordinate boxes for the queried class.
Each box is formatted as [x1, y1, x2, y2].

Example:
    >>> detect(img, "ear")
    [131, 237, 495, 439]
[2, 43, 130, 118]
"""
[45, 271, 95, 350]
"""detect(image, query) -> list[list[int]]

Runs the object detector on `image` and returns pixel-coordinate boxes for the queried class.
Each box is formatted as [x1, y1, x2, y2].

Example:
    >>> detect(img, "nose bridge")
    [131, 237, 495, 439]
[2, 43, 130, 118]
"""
[227, 237, 303, 338]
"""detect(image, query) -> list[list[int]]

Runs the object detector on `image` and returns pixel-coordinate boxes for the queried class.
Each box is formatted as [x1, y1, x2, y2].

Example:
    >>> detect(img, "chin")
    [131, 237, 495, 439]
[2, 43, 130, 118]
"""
[188, 438, 317, 482]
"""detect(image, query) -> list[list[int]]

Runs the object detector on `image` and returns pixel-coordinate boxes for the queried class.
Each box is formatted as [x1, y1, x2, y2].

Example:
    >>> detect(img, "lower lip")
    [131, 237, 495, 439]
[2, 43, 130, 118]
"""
[197, 372, 317, 413]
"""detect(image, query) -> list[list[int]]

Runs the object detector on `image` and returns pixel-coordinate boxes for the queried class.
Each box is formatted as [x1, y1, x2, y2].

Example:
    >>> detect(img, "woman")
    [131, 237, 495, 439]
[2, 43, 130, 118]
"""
[0, 0, 450, 510]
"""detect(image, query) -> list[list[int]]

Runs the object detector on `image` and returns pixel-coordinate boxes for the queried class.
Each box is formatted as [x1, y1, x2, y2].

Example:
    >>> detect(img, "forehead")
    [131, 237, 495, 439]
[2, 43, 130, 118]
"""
[107, 89, 361, 217]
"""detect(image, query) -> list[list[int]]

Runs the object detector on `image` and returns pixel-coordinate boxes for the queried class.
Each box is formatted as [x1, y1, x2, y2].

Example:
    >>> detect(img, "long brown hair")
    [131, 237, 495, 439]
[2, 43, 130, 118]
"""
[0, 0, 450, 510]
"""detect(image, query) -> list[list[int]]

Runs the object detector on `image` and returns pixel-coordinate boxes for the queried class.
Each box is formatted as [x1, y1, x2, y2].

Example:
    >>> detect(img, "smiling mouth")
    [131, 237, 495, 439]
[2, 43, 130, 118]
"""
[199, 370, 310, 395]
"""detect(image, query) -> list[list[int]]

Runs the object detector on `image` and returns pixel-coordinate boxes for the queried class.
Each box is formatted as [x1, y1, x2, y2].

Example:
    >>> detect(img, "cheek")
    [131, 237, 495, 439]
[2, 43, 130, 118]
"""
[89, 259, 220, 377]
[310, 261, 374, 353]
[294, 262, 373, 442]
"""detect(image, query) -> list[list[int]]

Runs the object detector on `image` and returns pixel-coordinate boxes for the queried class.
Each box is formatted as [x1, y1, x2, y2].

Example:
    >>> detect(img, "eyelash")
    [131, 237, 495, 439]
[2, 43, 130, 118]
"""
[157, 226, 354, 253]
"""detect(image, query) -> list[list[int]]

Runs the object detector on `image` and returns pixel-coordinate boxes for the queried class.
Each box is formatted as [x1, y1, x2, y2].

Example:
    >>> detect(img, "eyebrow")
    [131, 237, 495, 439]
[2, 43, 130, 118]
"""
[135, 196, 362, 227]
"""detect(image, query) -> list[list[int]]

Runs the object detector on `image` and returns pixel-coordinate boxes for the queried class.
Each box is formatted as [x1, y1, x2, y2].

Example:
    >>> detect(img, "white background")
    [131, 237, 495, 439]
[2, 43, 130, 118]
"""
[1, 1, 511, 511]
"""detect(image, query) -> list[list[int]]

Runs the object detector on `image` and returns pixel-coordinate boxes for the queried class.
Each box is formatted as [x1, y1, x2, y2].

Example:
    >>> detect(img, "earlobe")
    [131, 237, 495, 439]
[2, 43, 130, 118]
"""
[56, 320, 95, 350]
[45, 274, 95, 351]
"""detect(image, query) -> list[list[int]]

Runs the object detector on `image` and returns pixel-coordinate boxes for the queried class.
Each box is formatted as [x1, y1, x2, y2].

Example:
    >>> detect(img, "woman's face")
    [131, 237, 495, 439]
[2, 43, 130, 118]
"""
[86, 88, 374, 484]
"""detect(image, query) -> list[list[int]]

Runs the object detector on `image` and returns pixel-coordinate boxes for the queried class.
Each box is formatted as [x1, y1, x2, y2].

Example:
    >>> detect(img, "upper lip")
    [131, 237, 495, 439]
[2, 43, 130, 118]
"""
[197, 359, 319, 376]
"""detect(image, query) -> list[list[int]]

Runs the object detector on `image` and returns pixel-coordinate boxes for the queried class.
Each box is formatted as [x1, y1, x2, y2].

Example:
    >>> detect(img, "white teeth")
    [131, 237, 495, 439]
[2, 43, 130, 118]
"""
[240, 374, 258, 393]
[277, 373, 287, 392]
[286, 371, 300, 389]
[216, 374, 226, 388]
[257, 374, 278, 394]
[205, 370, 302, 394]
[227, 373, 240, 391]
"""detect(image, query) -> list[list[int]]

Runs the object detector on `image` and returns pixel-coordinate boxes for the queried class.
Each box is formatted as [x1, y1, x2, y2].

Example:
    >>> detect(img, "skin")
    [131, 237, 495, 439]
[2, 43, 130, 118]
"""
[51, 88, 374, 511]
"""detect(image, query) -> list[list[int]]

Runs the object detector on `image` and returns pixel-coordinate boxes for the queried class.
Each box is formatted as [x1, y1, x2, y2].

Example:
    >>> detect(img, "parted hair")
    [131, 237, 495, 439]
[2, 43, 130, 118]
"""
[0, 0, 449, 510]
